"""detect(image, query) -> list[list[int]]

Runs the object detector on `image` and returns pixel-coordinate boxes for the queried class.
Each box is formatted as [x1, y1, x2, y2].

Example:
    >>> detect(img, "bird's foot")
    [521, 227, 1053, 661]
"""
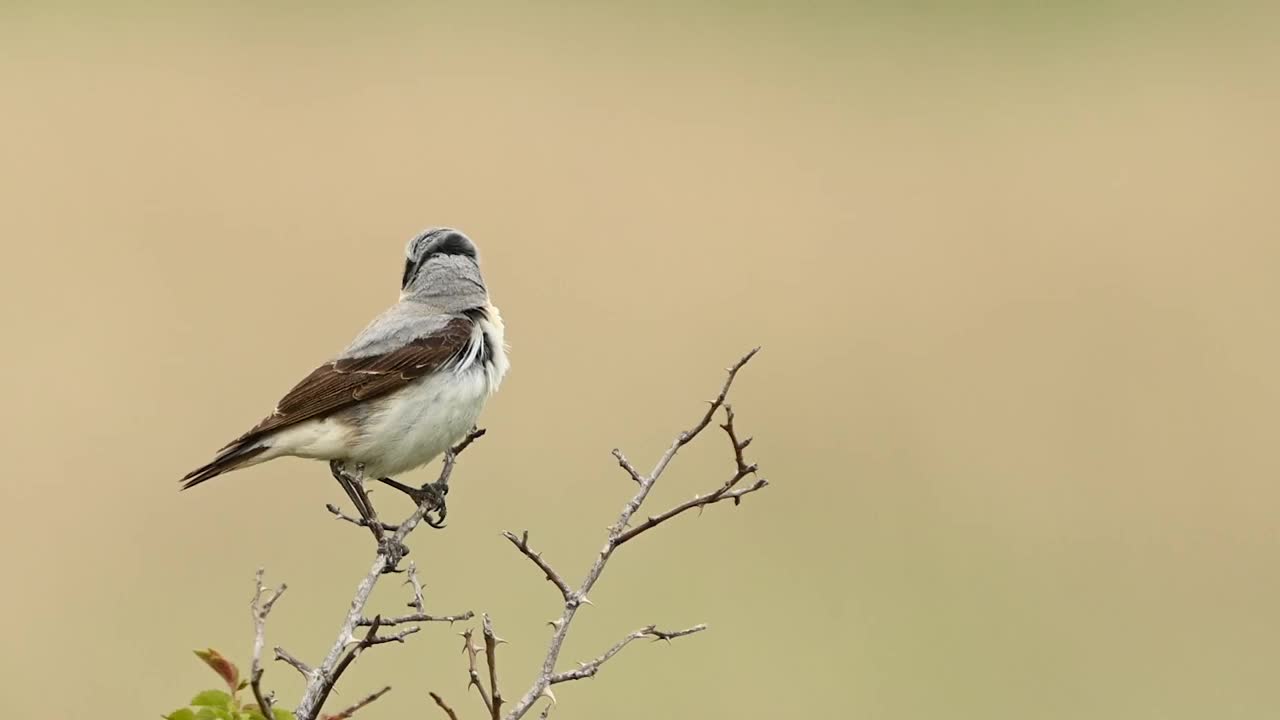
[421, 480, 449, 529]
[377, 477, 449, 529]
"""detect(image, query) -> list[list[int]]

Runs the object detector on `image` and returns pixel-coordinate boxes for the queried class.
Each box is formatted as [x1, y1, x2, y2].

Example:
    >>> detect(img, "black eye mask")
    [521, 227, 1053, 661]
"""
[401, 231, 478, 289]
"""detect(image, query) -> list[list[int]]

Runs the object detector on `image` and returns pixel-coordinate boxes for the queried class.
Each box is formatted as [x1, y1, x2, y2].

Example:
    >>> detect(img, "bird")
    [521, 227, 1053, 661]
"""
[181, 227, 509, 536]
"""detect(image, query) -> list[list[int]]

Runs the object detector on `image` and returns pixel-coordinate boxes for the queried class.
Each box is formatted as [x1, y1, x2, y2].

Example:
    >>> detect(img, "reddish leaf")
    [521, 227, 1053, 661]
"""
[193, 648, 240, 692]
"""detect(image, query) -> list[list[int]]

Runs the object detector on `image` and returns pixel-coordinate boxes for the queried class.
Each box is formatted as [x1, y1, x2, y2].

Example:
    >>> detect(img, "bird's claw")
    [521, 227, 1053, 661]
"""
[377, 476, 449, 530]
[419, 481, 449, 529]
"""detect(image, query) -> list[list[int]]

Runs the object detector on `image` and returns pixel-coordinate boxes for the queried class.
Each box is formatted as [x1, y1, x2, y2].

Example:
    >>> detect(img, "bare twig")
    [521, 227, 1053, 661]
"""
[250, 569, 287, 718]
[353, 562, 474, 627]
[482, 614, 504, 720]
[320, 685, 392, 719]
[430, 692, 461, 720]
[358, 610, 474, 627]
[548, 624, 707, 684]
[450, 426, 487, 456]
[500, 349, 766, 719]
[326, 503, 400, 532]
[407, 561, 427, 614]
[361, 624, 422, 646]
[501, 531, 573, 602]
[275, 647, 313, 678]
[611, 449, 644, 485]
[612, 477, 769, 547]
[289, 430, 485, 720]
[462, 628, 494, 716]
[611, 400, 768, 547]
[309, 616, 417, 716]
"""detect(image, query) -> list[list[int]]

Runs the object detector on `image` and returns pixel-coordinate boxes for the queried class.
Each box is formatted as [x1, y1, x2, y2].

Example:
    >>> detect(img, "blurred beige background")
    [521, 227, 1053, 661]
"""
[2, 2, 1279, 718]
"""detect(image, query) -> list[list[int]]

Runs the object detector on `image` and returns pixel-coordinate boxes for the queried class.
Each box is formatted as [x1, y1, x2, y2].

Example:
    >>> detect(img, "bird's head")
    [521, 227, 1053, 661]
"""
[400, 228, 487, 308]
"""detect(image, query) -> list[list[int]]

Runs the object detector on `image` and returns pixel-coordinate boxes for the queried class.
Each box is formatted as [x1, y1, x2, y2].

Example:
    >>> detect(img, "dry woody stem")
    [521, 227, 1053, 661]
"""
[241, 428, 484, 720]
[431, 348, 769, 720]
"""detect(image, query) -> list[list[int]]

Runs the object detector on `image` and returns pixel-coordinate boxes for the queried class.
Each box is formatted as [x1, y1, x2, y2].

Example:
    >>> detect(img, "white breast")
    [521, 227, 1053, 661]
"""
[350, 304, 508, 478]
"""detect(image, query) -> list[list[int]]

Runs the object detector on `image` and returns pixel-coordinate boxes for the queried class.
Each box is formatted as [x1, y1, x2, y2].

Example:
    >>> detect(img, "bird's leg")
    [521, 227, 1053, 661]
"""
[330, 461, 408, 568]
[376, 476, 449, 529]
[330, 460, 379, 538]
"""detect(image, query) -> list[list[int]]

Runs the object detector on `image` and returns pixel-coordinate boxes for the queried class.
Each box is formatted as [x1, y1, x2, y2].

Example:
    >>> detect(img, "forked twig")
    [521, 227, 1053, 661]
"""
[438, 349, 767, 720]
[250, 570, 287, 718]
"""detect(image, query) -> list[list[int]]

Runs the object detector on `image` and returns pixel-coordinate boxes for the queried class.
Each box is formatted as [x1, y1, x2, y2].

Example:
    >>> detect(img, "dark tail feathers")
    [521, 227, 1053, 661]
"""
[180, 443, 269, 490]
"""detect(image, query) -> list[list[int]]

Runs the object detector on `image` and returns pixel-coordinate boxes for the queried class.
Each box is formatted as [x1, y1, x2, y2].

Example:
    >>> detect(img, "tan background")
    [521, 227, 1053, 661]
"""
[2, 3, 1279, 718]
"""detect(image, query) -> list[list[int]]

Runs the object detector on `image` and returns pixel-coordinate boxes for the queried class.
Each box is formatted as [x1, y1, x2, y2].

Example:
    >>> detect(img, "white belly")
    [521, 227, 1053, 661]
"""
[348, 367, 492, 478]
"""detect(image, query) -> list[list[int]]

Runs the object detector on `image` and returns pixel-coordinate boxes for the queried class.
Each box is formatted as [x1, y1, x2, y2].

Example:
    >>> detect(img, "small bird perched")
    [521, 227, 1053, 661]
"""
[181, 228, 508, 534]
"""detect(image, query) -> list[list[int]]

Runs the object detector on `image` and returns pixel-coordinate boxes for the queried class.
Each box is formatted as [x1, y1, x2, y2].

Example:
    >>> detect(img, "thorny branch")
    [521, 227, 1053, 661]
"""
[431, 348, 769, 720]
[461, 628, 493, 716]
[354, 562, 475, 627]
[250, 570, 287, 718]
[482, 614, 505, 720]
[246, 427, 484, 720]
[319, 686, 391, 720]
[501, 531, 573, 601]
[547, 624, 708, 684]
[324, 503, 400, 532]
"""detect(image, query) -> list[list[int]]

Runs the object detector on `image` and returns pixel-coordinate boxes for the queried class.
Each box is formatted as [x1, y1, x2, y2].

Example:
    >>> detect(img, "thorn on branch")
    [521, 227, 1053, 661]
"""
[406, 561, 426, 613]
[461, 628, 494, 716]
[354, 561, 474, 627]
[326, 503, 400, 532]
[482, 614, 504, 720]
[357, 611, 474, 627]
[503, 530, 573, 601]
[546, 624, 708, 685]
[319, 685, 391, 720]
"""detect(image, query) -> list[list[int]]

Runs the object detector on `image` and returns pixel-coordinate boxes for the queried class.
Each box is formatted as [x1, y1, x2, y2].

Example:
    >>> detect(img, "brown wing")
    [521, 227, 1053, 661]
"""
[224, 317, 474, 450]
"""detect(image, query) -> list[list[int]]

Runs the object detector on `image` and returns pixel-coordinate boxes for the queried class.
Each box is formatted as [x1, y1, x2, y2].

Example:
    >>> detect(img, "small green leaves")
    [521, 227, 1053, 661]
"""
[194, 649, 241, 692]
[168, 649, 291, 720]
[244, 706, 295, 720]
[190, 690, 233, 709]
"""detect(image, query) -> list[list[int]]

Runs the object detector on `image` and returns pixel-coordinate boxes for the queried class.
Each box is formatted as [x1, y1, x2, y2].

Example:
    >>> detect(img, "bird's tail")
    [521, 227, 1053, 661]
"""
[180, 442, 270, 490]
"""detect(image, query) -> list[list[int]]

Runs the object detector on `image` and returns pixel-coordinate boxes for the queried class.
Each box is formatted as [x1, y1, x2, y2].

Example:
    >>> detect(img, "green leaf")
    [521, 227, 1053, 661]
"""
[194, 648, 241, 692]
[242, 703, 293, 720]
[193, 707, 233, 720]
[191, 689, 233, 709]
[165, 710, 196, 720]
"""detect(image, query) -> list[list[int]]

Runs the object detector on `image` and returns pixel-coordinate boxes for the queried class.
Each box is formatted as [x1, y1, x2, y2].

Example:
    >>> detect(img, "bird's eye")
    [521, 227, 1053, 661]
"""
[401, 257, 420, 289]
